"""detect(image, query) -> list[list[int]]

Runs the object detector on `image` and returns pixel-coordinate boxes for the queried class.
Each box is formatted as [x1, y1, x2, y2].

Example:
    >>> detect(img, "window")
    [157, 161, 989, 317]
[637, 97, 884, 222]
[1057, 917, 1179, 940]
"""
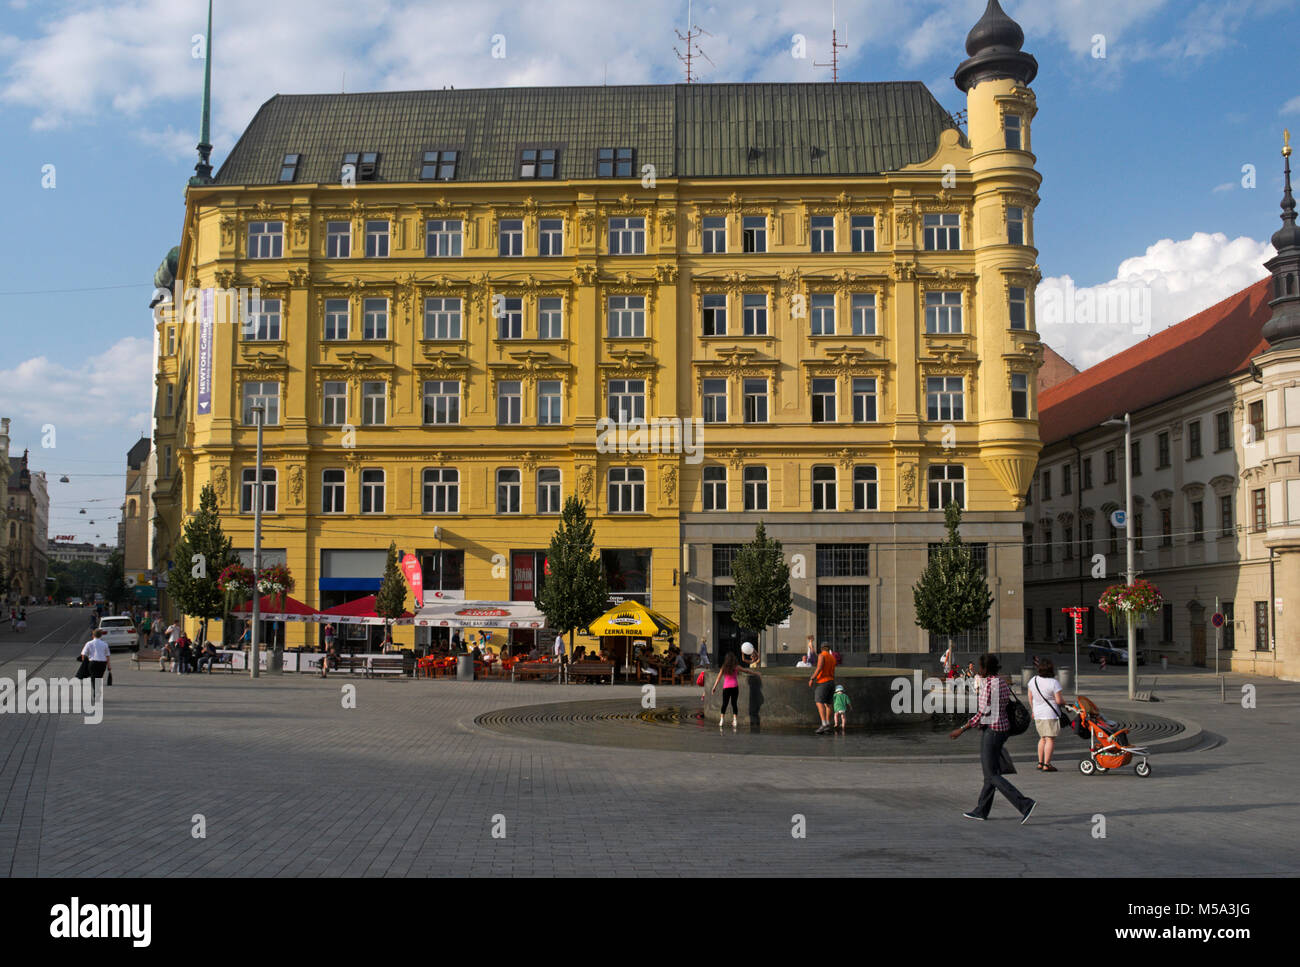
[742, 215, 767, 253]
[361, 381, 386, 426]
[1161, 603, 1173, 643]
[1252, 489, 1266, 531]
[496, 296, 523, 340]
[812, 466, 837, 511]
[537, 469, 562, 514]
[817, 544, 869, 578]
[609, 217, 646, 255]
[926, 377, 964, 422]
[743, 378, 768, 424]
[928, 464, 965, 509]
[324, 299, 349, 340]
[742, 293, 768, 335]
[360, 469, 385, 514]
[241, 381, 280, 425]
[597, 147, 634, 178]
[539, 219, 563, 256]
[240, 467, 277, 514]
[811, 378, 837, 423]
[1041, 521, 1052, 563]
[1009, 286, 1028, 330]
[163, 445, 172, 478]
[1249, 400, 1264, 442]
[423, 297, 461, 340]
[422, 381, 460, 425]
[608, 467, 645, 513]
[810, 215, 835, 252]
[703, 466, 727, 511]
[1011, 373, 1029, 418]
[1221, 494, 1234, 537]
[817, 585, 869, 653]
[420, 149, 459, 180]
[165, 383, 174, 417]
[1134, 514, 1144, 552]
[423, 468, 459, 514]
[1130, 440, 1142, 477]
[1007, 206, 1025, 246]
[497, 469, 522, 514]
[1161, 508, 1172, 547]
[1041, 469, 1052, 501]
[925, 291, 963, 333]
[1223, 602, 1235, 650]
[538, 297, 563, 339]
[712, 544, 741, 577]
[1083, 521, 1094, 557]
[1109, 521, 1118, 555]
[1063, 464, 1072, 495]
[420, 548, 466, 594]
[497, 380, 522, 425]
[811, 293, 836, 335]
[608, 379, 645, 423]
[326, 221, 351, 258]
[1216, 411, 1231, 451]
[321, 469, 345, 514]
[853, 466, 878, 511]
[498, 219, 524, 257]
[1157, 432, 1171, 469]
[850, 215, 875, 253]
[1188, 420, 1202, 459]
[852, 378, 877, 423]
[1105, 449, 1117, 484]
[362, 298, 388, 340]
[247, 221, 283, 259]
[1192, 500, 1204, 541]
[923, 213, 960, 250]
[278, 153, 299, 182]
[519, 147, 556, 179]
[426, 219, 463, 257]
[365, 220, 389, 258]
[1005, 114, 1022, 150]
[538, 380, 562, 425]
[702, 216, 726, 253]
[843, 293, 877, 336]
[1255, 601, 1270, 651]
[342, 151, 379, 180]
[322, 381, 347, 425]
[1064, 523, 1074, 559]
[1082, 457, 1093, 490]
[607, 295, 645, 337]
[167, 326, 176, 355]
[702, 379, 728, 424]
[744, 466, 768, 510]
[243, 296, 281, 341]
[702, 293, 727, 336]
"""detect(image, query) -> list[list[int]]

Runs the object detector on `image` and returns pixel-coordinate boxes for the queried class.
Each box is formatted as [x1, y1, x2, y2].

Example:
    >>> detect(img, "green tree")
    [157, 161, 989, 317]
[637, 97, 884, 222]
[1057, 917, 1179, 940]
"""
[104, 548, 127, 612]
[374, 542, 409, 647]
[536, 496, 610, 656]
[167, 483, 239, 645]
[912, 502, 993, 655]
[730, 521, 793, 665]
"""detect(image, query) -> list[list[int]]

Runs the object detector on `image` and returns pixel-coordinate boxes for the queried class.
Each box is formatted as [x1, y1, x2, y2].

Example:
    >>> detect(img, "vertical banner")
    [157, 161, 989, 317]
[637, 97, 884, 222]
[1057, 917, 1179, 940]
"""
[512, 552, 535, 601]
[197, 288, 213, 416]
[400, 553, 423, 605]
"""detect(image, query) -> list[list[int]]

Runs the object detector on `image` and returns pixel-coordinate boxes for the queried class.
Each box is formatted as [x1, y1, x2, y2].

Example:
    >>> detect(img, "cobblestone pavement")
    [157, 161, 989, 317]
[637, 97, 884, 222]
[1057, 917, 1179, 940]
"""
[2, 608, 1297, 877]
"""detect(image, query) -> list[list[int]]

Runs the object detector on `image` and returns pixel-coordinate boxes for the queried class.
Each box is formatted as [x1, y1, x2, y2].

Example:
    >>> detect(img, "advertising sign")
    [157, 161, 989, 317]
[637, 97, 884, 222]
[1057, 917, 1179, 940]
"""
[400, 552, 423, 604]
[197, 288, 213, 416]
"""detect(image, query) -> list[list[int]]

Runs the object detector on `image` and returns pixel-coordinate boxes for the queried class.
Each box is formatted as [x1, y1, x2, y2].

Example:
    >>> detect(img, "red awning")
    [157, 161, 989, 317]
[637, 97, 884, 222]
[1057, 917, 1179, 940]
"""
[316, 594, 413, 625]
[228, 594, 319, 622]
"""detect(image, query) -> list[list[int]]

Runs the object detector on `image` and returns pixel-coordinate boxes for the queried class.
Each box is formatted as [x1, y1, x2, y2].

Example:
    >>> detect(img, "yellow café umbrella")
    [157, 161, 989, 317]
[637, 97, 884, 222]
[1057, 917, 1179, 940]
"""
[586, 600, 679, 639]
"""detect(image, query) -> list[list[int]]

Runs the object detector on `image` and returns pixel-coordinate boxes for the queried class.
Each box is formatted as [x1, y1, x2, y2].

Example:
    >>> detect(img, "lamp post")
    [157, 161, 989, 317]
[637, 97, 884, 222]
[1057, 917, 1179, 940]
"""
[250, 404, 264, 680]
[1102, 413, 1137, 700]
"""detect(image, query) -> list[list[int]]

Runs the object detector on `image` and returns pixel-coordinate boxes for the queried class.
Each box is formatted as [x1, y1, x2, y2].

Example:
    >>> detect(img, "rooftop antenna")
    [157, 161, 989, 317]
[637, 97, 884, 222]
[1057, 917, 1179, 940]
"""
[814, 0, 849, 82]
[189, 0, 214, 185]
[674, 0, 714, 83]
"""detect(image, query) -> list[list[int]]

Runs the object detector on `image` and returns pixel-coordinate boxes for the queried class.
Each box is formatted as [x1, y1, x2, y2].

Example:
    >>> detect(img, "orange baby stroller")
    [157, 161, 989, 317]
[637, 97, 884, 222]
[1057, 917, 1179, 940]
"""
[1066, 696, 1152, 778]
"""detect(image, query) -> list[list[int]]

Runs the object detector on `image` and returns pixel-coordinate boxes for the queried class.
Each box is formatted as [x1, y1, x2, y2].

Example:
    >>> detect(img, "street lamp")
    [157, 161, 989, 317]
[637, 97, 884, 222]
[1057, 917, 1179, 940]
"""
[1102, 413, 1138, 701]
[250, 404, 264, 680]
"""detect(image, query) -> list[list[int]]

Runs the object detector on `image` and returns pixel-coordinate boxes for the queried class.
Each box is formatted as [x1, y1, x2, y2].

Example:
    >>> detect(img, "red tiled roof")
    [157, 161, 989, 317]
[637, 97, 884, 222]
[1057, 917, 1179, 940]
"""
[1038, 278, 1272, 445]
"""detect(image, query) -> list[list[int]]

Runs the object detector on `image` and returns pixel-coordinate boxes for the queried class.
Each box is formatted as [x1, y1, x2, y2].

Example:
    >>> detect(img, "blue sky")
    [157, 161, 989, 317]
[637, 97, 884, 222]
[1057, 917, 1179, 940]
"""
[1, 0, 1296, 545]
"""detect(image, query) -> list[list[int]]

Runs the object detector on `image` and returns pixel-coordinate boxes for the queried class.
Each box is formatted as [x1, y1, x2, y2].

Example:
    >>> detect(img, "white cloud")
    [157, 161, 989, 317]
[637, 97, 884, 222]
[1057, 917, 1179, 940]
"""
[1037, 231, 1272, 371]
[1212, 181, 1235, 193]
[0, 336, 153, 436]
[1283, 95, 1300, 116]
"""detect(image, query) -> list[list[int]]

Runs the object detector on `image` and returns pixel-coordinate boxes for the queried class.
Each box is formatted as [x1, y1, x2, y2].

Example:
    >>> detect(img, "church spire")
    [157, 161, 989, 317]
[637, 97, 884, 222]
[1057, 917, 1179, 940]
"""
[1262, 130, 1300, 347]
[190, 0, 214, 186]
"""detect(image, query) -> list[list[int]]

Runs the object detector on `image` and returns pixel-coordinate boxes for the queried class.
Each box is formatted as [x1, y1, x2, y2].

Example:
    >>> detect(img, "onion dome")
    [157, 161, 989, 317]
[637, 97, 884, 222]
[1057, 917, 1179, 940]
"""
[954, 1, 1037, 92]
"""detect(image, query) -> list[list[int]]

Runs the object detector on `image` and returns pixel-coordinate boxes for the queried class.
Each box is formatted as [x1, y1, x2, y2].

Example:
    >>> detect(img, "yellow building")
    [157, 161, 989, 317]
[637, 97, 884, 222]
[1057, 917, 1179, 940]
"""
[154, 1, 1044, 662]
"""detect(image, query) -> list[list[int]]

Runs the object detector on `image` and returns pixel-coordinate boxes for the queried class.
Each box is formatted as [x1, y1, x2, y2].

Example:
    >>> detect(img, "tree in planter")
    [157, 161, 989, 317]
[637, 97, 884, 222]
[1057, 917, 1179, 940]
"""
[167, 483, 240, 647]
[536, 496, 610, 659]
[730, 522, 793, 666]
[374, 542, 409, 650]
[913, 502, 993, 660]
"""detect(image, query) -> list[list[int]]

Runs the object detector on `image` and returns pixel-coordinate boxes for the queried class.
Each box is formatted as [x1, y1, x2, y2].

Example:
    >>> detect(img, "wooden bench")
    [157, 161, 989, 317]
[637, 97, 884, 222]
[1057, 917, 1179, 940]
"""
[132, 648, 165, 670]
[512, 661, 561, 682]
[566, 661, 614, 684]
[365, 656, 410, 678]
[200, 652, 235, 674]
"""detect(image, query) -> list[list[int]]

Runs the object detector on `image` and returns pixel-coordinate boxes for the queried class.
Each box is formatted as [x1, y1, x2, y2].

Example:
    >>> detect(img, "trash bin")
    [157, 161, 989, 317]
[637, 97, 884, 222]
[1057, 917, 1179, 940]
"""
[1057, 667, 1072, 691]
[457, 655, 474, 681]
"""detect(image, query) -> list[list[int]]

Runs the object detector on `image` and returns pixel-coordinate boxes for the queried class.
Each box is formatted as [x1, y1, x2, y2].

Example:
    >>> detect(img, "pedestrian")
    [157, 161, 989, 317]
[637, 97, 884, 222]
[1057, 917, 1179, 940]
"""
[950, 654, 1036, 823]
[696, 636, 711, 668]
[89, 610, 98, 631]
[553, 631, 565, 664]
[139, 611, 152, 650]
[940, 643, 955, 677]
[1056, 628, 1066, 648]
[798, 634, 816, 668]
[1029, 658, 1066, 772]
[15, 610, 26, 633]
[323, 622, 335, 655]
[710, 651, 743, 731]
[808, 642, 838, 734]
[79, 629, 111, 700]
[832, 684, 852, 732]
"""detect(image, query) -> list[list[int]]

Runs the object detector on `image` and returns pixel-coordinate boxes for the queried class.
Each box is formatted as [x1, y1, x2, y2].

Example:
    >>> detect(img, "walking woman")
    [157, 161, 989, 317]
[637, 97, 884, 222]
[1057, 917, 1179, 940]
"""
[1029, 658, 1066, 771]
[950, 654, 1036, 823]
[710, 652, 743, 731]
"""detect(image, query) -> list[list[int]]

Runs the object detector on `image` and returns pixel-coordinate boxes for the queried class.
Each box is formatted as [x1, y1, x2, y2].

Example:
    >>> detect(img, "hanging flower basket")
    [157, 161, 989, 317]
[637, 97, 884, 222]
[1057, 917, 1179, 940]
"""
[1098, 579, 1163, 618]
[218, 564, 256, 602]
[257, 563, 296, 611]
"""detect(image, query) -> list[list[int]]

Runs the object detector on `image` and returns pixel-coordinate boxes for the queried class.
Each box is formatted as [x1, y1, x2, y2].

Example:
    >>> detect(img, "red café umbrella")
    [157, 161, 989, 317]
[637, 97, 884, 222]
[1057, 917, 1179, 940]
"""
[229, 594, 319, 622]
[315, 594, 414, 626]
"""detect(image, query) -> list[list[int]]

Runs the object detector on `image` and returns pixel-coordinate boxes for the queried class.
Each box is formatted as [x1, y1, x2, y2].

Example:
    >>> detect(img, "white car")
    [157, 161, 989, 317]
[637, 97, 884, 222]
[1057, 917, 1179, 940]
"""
[97, 616, 138, 652]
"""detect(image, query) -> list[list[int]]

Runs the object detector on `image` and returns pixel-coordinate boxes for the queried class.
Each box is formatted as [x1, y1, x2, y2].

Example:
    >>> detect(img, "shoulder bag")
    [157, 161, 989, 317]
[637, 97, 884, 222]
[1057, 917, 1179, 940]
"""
[1033, 677, 1070, 728]
[1005, 680, 1032, 736]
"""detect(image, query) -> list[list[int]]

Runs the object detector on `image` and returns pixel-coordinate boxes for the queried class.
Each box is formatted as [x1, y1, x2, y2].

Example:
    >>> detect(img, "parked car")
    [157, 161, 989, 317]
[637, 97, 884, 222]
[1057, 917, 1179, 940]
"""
[1088, 637, 1147, 666]
[66, 597, 84, 608]
[96, 616, 138, 652]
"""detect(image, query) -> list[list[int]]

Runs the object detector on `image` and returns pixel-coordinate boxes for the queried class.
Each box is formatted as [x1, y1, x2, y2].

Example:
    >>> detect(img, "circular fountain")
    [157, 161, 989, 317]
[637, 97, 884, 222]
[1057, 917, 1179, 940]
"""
[702, 666, 925, 728]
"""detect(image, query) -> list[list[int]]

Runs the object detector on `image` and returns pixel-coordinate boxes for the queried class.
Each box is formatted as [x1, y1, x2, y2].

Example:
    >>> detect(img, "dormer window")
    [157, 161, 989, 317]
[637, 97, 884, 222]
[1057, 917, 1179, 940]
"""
[520, 148, 557, 179]
[597, 147, 634, 177]
[421, 150, 459, 180]
[278, 154, 300, 183]
[342, 152, 379, 181]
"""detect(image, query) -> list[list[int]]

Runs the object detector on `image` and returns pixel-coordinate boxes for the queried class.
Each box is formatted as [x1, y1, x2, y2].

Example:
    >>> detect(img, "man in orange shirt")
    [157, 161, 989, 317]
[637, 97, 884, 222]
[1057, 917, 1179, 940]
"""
[808, 642, 838, 734]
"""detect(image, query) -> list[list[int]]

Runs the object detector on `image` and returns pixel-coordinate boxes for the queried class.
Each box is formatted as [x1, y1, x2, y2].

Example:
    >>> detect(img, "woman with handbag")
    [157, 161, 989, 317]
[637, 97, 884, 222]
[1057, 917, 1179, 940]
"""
[949, 654, 1036, 824]
[1029, 659, 1067, 771]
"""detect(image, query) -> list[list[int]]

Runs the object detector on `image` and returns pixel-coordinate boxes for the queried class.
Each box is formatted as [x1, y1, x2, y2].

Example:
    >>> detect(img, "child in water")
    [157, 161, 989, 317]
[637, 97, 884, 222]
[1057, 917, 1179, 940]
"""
[833, 684, 851, 732]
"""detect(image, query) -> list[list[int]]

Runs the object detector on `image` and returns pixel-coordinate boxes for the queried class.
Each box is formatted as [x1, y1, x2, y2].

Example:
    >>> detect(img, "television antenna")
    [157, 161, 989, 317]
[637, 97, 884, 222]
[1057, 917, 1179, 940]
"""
[814, 0, 849, 82]
[674, 0, 714, 83]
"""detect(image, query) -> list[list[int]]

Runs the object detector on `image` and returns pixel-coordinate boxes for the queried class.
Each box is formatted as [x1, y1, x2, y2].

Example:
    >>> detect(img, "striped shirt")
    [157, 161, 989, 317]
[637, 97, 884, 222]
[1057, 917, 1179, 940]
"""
[967, 675, 1009, 732]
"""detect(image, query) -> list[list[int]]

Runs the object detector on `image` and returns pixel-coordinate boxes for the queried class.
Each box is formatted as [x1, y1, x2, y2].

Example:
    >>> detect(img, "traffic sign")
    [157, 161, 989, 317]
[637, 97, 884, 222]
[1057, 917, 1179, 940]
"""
[1211, 612, 1225, 629]
[1110, 510, 1127, 529]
